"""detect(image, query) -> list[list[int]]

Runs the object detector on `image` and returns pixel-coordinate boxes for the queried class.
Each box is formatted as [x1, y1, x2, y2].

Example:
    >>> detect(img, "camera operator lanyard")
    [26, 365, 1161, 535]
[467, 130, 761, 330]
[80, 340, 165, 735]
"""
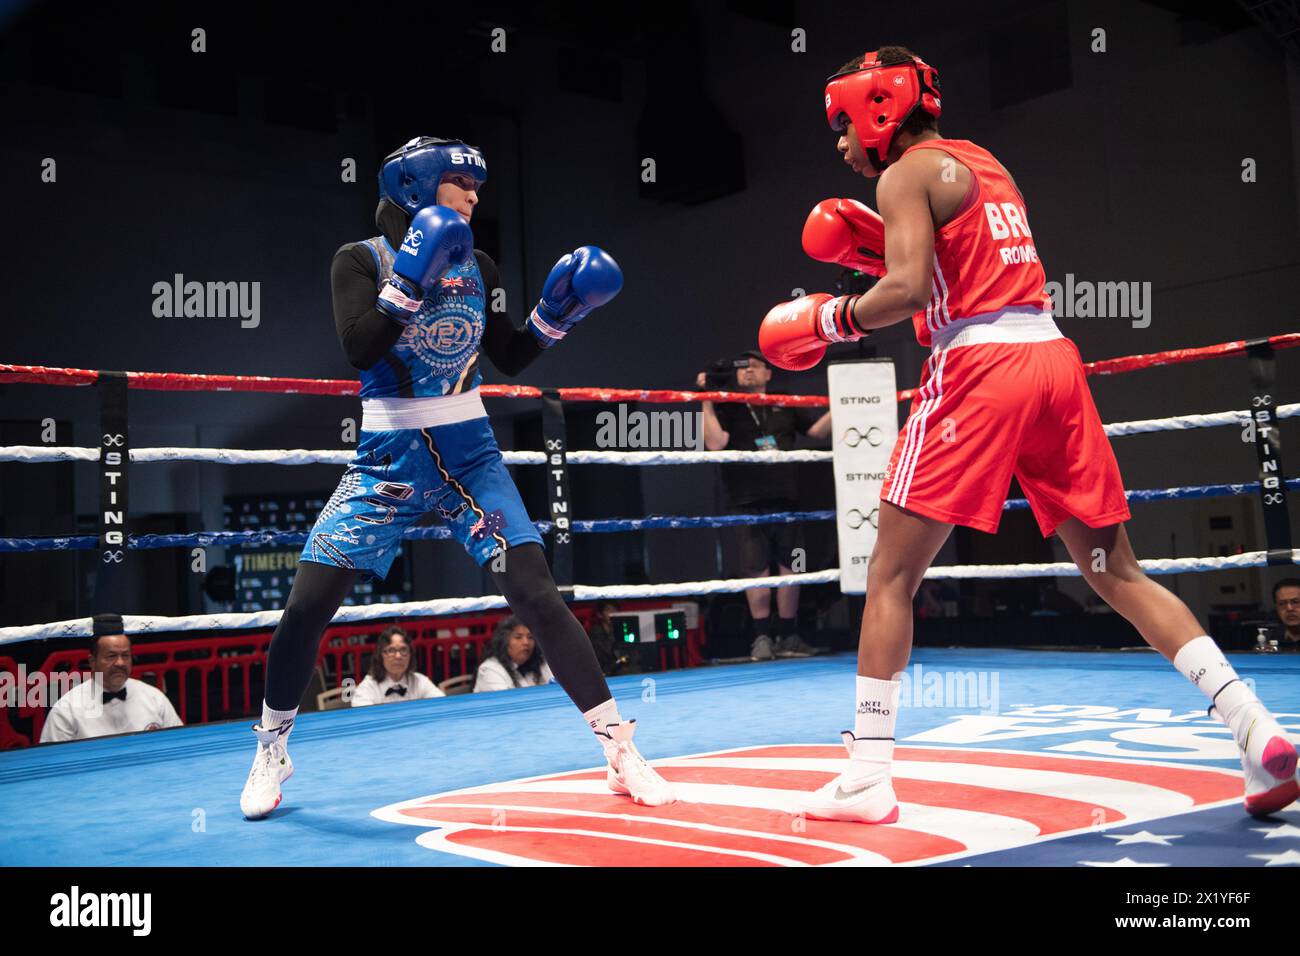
[750, 404, 777, 450]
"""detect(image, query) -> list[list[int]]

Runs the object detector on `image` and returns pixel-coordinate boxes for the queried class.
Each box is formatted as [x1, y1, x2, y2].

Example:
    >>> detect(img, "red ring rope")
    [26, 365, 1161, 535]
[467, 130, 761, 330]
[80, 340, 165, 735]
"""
[3, 332, 1296, 407]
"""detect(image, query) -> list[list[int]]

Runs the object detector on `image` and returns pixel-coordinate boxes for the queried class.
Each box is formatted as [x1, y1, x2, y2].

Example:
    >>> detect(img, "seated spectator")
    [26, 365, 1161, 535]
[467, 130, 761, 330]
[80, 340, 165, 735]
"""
[1274, 578, 1300, 650]
[40, 613, 182, 744]
[352, 626, 445, 706]
[586, 601, 619, 675]
[474, 616, 554, 692]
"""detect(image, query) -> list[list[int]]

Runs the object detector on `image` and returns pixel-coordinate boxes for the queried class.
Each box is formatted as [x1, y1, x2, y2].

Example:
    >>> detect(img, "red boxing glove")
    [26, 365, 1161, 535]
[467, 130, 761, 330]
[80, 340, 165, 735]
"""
[801, 198, 887, 278]
[758, 293, 864, 371]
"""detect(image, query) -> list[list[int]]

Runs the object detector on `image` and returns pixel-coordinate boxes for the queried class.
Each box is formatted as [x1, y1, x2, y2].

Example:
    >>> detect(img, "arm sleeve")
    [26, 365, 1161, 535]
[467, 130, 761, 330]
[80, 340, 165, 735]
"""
[475, 250, 545, 377]
[331, 243, 407, 371]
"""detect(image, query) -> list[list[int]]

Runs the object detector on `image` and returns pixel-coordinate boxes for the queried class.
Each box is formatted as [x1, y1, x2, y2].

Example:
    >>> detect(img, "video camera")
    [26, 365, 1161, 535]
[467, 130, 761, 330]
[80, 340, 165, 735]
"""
[700, 351, 765, 388]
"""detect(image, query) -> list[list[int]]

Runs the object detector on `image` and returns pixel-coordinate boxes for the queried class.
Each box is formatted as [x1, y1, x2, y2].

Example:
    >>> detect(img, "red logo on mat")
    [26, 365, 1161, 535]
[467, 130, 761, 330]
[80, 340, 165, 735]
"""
[371, 744, 1241, 866]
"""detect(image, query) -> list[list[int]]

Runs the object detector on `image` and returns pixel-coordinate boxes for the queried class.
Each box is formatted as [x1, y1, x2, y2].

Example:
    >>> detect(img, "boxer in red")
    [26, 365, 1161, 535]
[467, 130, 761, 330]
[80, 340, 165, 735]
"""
[760, 45, 1297, 822]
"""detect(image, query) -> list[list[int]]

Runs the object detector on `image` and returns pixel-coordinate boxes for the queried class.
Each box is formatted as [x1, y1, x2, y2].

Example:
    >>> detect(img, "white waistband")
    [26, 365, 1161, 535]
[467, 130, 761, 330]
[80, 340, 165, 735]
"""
[931, 306, 1062, 351]
[360, 389, 487, 431]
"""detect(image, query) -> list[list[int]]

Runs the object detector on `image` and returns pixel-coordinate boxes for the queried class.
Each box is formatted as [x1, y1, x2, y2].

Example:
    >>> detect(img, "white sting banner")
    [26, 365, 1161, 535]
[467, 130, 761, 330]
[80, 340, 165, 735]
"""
[827, 359, 899, 594]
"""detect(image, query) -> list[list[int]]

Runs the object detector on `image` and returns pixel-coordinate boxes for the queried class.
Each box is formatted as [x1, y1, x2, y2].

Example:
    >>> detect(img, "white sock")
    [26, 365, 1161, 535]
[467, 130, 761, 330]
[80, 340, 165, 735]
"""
[583, 698, 622, 760]
[260, 703, 299, 746]
[1173, 636, 1256, 726]
[851, 676, 901, 774]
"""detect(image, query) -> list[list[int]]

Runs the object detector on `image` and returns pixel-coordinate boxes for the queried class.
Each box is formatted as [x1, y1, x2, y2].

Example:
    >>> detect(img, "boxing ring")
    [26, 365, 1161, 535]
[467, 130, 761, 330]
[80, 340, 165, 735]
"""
[1, 332, 1299, 866]
[0, 650, 1295, 867]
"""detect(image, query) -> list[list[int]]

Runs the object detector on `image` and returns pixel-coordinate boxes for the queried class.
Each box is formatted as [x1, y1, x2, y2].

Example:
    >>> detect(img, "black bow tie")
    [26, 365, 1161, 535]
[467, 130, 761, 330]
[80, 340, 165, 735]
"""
[102, 687, 127, 704]
[385, 685, 407, 697]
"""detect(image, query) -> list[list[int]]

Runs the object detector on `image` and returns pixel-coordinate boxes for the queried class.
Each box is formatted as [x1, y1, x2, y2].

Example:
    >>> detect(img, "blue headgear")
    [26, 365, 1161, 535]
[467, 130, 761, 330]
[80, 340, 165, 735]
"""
[377, 136, 487, 217]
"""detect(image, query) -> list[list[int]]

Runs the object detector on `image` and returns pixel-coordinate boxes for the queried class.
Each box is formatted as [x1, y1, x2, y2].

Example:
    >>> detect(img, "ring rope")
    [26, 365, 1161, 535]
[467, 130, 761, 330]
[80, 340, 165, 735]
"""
[3, 479, 1296, 554]
[2, 399, 1295, 468]
[3, 333, 1295, 645]
[0, 446, 838, 465]
[4, 331, 1296, 405]
[3, 549, 1297, 645]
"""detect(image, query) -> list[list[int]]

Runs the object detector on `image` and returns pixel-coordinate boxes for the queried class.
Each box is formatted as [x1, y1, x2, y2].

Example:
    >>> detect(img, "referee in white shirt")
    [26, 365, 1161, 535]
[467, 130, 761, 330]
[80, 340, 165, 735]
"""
[39, 613, 183, 744]
[351, 626, 445, 707]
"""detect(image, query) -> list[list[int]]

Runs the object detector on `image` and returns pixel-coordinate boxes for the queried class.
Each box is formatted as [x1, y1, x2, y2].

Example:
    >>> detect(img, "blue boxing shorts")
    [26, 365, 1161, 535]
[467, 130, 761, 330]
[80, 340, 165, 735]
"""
[301, 409, 542, 578]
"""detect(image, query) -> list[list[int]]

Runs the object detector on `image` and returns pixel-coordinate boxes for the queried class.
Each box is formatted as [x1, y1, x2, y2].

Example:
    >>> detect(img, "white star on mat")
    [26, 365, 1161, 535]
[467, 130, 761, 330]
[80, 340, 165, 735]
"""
[1102, 830, 1182, 846]
[1079, 857, 1169, 867]
[1251, 824, 1300, 840]
[1247, 849, 1300, 866]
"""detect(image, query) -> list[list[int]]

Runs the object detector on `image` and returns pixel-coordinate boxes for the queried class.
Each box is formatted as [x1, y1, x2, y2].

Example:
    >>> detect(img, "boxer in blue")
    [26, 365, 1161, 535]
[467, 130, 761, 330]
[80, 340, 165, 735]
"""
[240, 137, 676, 818]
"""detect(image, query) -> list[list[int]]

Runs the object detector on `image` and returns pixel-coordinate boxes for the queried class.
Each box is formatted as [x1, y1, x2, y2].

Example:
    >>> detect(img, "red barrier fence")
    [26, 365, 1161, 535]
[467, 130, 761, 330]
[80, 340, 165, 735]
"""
[0, 657, 30, 748]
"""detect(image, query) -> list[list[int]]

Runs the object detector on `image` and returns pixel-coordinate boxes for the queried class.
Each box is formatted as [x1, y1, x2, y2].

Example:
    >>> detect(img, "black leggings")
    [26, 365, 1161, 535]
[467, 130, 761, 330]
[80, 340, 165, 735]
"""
[264, 544, 612, 713]
[263, 560, 360, 711]
[488, 543, 611, 712]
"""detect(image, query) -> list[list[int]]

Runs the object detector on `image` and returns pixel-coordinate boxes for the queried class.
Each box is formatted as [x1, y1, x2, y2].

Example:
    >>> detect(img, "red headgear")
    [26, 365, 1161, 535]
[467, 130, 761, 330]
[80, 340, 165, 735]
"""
[824, 51, 941, 173]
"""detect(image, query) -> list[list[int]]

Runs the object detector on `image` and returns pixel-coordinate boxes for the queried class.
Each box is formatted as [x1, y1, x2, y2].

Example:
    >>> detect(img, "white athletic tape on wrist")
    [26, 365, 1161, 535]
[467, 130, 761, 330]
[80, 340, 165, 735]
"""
[378, 282, 422, 316]
[818, 298, 846, 343]
[529, 308, 567, 340]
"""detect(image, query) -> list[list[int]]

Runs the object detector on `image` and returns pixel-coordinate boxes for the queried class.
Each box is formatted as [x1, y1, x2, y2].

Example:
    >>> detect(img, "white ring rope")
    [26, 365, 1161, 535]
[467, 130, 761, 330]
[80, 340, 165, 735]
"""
[1103, 404, 1296, 437]
[0, 447, 835, 465]
[3, 550, 1295, 645]
[1, 402, 1294, 466]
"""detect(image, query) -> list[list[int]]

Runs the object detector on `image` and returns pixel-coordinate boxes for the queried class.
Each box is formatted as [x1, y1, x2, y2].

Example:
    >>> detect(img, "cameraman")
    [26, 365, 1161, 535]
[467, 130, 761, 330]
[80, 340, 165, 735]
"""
[697, 352, 831, 660]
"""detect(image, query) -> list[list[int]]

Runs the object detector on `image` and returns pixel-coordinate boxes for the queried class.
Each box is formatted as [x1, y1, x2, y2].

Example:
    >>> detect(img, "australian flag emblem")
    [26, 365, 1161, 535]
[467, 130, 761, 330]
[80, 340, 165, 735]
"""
[438, 275, 482, 298]
[469, 509, 507, 542]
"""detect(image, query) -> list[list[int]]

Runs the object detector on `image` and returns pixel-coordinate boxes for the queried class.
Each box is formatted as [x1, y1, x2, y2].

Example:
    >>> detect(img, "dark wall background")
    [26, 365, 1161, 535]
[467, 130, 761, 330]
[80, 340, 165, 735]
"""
[1, 0, 1298, 629]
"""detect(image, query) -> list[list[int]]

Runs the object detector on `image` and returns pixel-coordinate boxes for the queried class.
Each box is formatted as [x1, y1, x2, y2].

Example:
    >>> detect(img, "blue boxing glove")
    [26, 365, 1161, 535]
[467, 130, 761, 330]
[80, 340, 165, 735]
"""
[527, 246, 623, 348]
[376, 206, 473, 324]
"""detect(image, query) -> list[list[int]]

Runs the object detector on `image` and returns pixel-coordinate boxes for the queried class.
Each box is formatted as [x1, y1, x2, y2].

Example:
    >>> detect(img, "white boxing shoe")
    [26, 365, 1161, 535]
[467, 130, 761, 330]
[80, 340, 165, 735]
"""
[240, 723, 295, 820]
[796, 731, 899, 825]
[1211, 702, 1298, 817]
[600, 720, 677, 807]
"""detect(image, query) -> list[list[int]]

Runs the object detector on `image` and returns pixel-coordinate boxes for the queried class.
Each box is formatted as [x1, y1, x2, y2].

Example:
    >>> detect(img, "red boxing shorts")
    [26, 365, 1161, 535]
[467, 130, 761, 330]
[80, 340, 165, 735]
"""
[881, 314, 1130, 536]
